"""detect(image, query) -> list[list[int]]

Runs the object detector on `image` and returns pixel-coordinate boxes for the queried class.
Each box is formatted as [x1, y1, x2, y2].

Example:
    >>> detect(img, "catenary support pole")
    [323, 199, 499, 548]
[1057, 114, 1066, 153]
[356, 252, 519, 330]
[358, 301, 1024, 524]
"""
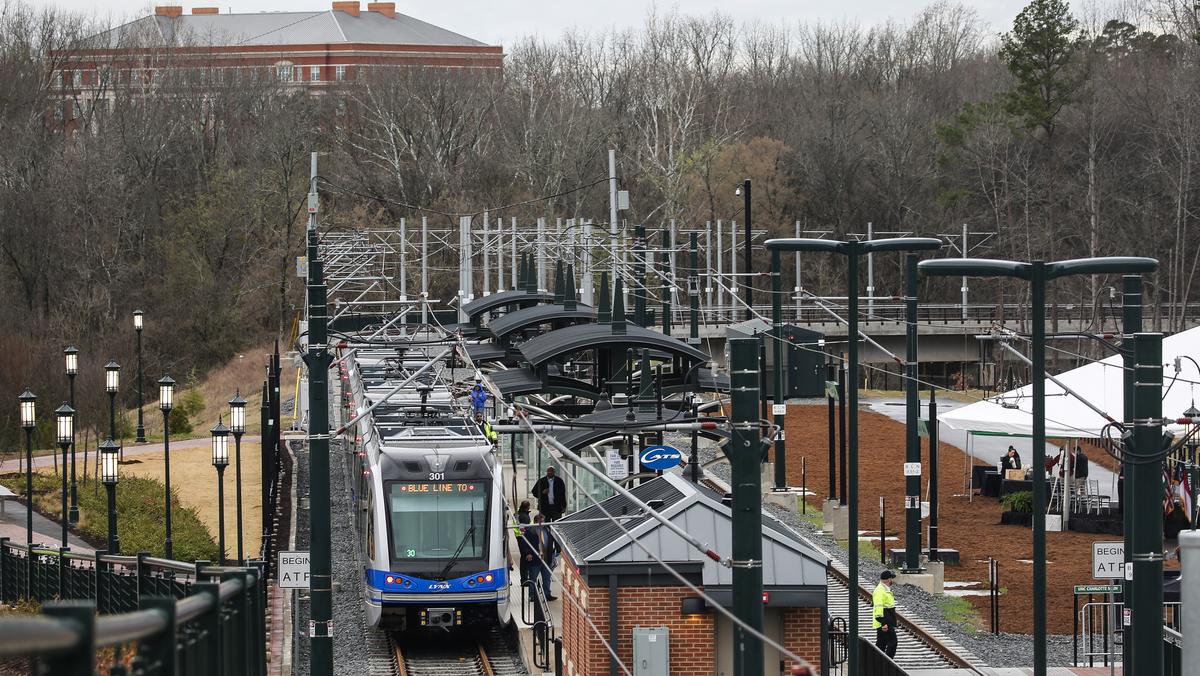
[827, 359, 837, 501]
[306, 153, 333, 676]
[729, 336, 764, 676]
[846, 248, 862, 675]
[1030, 261, 1048, 676]
[903, 254, 922, 572]
[742, 179, 752, 320]
[1120, 274, 1140, 667]
[771, 247, 787, 490]
[1130, 332, 1163, 676]
[689, 233, 700, 345]
[838, 359, 847, 507]
[421, 216, 428, 326]
[928, 389, 939, 561]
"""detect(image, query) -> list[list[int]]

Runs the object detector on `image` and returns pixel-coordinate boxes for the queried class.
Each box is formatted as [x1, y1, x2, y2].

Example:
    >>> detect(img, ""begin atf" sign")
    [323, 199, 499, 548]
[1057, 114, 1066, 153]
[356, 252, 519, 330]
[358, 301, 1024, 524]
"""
[278, 551, 311, 589]
[1092, 541, 1125, 579]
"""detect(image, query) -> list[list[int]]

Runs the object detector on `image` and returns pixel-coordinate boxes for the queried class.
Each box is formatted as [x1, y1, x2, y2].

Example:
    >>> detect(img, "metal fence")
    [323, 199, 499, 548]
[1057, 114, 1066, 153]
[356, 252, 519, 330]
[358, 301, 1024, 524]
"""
[0, 540, 267, 675]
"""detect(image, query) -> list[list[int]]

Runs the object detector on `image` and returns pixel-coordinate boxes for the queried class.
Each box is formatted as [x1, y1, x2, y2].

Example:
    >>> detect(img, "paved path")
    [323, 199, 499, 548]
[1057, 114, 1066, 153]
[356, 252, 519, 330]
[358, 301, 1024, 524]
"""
[0, 500, 93, 552]
[0, 436, 262, 473]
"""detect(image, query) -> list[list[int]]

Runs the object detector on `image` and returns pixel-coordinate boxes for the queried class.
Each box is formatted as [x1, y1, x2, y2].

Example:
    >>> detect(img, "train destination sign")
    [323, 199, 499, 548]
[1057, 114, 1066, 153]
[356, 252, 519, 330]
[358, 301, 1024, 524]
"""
[396, 482, 481, 493]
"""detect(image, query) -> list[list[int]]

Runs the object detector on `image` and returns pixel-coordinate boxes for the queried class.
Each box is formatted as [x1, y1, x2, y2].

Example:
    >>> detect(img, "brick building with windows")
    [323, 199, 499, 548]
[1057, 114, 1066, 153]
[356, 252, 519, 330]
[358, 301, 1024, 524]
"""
[553, 473, 829, 675]
[50, 2, 501, 124]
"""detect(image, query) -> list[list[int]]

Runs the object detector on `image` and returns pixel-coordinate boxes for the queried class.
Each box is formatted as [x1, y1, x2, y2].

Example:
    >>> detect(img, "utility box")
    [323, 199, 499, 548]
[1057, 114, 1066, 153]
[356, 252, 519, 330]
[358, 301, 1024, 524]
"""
[632, 626, 669, 675]
[726, 319, 826, 398]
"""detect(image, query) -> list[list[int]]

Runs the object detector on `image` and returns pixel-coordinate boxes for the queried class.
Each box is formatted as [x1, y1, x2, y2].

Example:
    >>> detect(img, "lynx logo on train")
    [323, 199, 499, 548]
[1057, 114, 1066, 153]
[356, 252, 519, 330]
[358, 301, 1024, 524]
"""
[640, 445, 683, 470]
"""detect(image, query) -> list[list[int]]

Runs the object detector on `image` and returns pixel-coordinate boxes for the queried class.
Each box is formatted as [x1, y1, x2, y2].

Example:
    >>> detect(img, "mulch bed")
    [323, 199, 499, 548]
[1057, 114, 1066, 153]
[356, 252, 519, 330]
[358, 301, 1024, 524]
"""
[781, 404, 1121, 634]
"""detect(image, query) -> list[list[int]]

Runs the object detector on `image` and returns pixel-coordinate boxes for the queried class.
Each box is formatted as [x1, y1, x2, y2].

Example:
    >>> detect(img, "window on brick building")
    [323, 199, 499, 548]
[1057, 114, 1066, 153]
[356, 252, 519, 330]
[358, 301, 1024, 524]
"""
[276, 62, 294, 82]
[72, 71, 81, 87]
[310, 66, 320, 81]
[335, 65, 346, 81]
[54, 72, 63, 88]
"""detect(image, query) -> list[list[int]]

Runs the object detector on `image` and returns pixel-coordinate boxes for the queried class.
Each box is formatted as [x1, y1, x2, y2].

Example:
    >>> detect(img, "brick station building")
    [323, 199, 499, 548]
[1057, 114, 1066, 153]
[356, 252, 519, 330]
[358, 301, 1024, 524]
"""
[50, 2, 501, 125]
[553, 473, 829, 675]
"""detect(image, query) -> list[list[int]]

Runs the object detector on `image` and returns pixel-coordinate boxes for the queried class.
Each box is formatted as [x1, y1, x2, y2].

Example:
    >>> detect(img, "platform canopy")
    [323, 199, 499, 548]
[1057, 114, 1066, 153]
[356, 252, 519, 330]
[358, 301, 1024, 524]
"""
[941, 326, 1200, 438]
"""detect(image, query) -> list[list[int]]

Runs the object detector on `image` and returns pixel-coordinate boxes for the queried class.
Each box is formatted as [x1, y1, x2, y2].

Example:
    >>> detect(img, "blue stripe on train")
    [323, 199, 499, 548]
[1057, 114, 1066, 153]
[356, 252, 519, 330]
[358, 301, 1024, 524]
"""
[365, 567, 507, 594]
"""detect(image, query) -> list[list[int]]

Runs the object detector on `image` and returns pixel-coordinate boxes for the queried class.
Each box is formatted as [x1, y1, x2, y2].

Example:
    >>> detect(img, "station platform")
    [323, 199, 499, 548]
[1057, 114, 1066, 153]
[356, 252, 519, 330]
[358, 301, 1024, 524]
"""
[506, 458, 564, 675]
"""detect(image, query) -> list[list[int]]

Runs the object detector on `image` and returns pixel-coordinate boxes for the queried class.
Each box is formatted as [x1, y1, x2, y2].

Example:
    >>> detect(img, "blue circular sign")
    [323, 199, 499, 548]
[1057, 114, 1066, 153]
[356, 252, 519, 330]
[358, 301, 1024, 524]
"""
[640, 445, 683, 470]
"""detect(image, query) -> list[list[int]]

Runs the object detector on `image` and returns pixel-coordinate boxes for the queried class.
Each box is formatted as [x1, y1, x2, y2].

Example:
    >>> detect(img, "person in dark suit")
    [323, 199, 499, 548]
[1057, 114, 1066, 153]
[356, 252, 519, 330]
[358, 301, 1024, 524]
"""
[532, 466, 567, 521]
[1071, 446, 1090, 480]
[516, 515, 536, 585]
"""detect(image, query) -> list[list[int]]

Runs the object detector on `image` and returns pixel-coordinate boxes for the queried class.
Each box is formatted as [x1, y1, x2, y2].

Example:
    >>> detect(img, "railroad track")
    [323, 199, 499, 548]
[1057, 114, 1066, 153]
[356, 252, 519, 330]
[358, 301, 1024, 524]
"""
[700, 475, 987, 674]
[369, 626, 528, 676]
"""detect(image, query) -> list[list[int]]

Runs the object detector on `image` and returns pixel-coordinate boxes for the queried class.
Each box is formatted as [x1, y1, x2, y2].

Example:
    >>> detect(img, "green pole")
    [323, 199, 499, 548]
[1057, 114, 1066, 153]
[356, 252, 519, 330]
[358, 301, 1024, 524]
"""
[846, 245, 862, 675]
[903, 254, 922, 572]
[307, 182, 333, 676]
[689, 233, 700, 345]
[634, 225, 646, 326]
[1131, 332, 1163, 674]
[1120, 274, 1140, 666]
[1030, 261, 1047, 676]
[729, 336, 764, 676]
[661, 249, 671, 336]
[771, 247, 787, 490]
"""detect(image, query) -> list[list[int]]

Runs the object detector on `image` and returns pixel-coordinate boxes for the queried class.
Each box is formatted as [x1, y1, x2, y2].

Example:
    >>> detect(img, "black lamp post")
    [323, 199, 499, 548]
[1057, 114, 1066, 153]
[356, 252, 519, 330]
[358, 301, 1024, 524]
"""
[105, 360, 120, 441]
[54, 403, 75, 548]
[919, 255, 1157, 676]
[100, 436, 120, 554]
[64, 346, 79, 526]
[19, 387, 36, 597]
[764, 236, 942, 676]
[229, 391, 247, 563]
[134, 310, 146, 443]
[211, 417, 230, 565]
[158, 374, 175, 558]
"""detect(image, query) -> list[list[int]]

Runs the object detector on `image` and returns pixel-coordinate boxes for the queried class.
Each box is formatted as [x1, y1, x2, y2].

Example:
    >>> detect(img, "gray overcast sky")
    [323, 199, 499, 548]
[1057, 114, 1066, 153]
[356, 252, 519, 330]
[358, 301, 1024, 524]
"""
[33, 0, 1033, 45]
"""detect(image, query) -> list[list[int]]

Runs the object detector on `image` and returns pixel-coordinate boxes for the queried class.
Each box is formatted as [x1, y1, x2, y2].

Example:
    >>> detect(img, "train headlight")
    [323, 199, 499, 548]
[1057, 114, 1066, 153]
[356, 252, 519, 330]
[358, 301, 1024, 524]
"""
[385, 576, 395, 585]
[484, 574, 494, 583]
[466, 578, 476, 587]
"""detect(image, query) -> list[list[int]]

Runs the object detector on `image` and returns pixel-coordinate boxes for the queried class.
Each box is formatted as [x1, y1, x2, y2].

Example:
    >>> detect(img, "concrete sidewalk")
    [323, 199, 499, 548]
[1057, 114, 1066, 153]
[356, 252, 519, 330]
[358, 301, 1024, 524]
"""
[0, 499, 93, 552]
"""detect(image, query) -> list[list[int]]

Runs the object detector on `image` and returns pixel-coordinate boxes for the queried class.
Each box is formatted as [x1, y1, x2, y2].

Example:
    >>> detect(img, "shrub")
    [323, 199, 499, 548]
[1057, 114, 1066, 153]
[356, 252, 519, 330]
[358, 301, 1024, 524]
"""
[1001, 490, 1033, 514]
[0, 472, 218, 562]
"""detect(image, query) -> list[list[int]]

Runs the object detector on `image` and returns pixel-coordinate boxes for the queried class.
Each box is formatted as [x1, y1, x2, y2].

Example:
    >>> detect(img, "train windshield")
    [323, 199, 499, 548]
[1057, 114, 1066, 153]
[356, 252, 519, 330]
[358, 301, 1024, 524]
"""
[388, 481, 487, 561]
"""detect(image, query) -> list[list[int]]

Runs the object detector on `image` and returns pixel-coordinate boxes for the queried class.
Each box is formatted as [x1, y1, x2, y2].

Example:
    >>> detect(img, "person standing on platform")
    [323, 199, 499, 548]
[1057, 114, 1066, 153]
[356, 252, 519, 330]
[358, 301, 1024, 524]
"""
[532, 466, 567, 521]
[529, 513, 558, 600]
[873, 570, 898, 658]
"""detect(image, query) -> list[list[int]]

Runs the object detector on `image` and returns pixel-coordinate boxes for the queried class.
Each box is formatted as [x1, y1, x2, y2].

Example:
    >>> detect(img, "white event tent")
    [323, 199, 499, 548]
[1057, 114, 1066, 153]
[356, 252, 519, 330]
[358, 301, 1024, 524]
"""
[941, 326, 1200, 438]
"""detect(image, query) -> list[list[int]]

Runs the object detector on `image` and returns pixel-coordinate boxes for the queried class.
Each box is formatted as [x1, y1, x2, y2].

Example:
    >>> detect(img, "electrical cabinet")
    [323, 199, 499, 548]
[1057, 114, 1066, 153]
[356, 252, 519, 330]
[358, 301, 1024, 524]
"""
[632, 626, 669, 675]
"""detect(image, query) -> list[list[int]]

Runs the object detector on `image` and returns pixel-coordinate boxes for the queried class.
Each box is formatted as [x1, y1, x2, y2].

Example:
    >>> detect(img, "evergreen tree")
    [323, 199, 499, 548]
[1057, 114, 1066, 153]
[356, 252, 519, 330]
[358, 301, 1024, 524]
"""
[999, 0, 1083, 140]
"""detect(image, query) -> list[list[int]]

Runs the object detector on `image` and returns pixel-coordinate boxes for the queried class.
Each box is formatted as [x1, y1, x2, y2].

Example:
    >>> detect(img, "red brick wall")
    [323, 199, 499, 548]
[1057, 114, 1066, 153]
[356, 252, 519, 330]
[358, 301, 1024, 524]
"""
[782, 606, 824, 670]
[559, 559, 715, 676]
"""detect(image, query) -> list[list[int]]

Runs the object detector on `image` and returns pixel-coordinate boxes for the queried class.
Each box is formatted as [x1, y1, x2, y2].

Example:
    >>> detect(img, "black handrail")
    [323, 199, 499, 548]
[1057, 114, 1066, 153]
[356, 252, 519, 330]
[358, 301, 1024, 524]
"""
[0, 616, 81, 656]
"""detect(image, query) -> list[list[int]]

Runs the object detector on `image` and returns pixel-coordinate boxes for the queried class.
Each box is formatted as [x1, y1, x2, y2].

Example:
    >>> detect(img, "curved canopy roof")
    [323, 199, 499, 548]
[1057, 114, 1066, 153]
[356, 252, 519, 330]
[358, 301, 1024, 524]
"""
[519, 324, 708, 367]
[463, 289, 554, 320]
[486, 303, 595, 341]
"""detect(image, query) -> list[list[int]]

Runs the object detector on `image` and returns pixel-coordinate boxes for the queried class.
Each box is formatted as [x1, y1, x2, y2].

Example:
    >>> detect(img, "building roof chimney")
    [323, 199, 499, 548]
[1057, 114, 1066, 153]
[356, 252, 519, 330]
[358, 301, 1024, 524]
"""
[367, 2, 395, 18]
[332, 1, 360, 17]
[154, 5, 183, 17]
[191, 7, 218, 14]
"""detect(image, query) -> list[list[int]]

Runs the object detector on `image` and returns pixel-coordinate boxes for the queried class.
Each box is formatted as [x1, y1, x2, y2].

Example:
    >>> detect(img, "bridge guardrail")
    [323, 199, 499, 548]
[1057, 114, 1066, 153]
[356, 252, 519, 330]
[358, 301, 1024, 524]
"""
[0, 539, 267, 675]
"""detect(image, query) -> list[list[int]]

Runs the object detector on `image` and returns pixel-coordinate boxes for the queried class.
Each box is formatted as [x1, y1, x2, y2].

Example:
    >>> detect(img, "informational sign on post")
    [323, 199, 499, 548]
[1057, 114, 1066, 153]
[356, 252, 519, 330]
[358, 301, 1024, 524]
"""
[1091, 541, 1125, 579]
[278, 550, 311, 589]
[606, 448, 628, 481]
[903, 462, 922, 476]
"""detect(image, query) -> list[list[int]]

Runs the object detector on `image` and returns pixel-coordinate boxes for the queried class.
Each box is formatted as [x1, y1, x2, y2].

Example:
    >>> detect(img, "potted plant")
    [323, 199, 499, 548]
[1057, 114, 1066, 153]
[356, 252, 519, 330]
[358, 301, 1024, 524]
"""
[1000, 490, 1034, 527]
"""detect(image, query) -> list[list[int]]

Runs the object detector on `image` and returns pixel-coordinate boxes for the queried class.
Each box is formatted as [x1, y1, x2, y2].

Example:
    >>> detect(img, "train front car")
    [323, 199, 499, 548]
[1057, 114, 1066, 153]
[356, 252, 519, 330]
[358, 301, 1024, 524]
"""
[356, 383, 509, 632]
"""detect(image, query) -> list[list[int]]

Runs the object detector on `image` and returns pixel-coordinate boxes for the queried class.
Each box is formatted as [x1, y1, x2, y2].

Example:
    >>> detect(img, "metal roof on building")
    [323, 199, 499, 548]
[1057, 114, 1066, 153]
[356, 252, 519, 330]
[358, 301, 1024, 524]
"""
[518, 324, 708, 367]
[544, 407, 724, 451]
[485, 303, 595, 341]
[100, 9, 488, 48]
[554, 474, 828, 595]
[462, 290, 554, 320]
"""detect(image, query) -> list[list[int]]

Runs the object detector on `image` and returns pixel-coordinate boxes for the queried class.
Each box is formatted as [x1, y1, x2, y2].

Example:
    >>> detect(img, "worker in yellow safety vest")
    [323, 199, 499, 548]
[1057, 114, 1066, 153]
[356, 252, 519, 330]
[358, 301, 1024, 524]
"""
[873, 570, 898, 658]
[476, 410, 499, 444]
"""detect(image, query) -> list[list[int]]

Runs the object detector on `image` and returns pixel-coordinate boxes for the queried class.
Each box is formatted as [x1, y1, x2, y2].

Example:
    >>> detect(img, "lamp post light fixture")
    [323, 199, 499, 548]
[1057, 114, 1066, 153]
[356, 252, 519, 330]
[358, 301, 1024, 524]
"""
[158, 374, 175, 558]
[64, 346, 79, 526]
[54, 403, 75, 548]
[19, 387, 36, 596]
[105, 360, 121, 441]
[100, 437, 120, 554]
[765, 236, 942, 676]
[919, 255, 1157, 676]
[229, 391, 247, 563]
[134, 310, 146, 443]
[211, 417, 230, 565]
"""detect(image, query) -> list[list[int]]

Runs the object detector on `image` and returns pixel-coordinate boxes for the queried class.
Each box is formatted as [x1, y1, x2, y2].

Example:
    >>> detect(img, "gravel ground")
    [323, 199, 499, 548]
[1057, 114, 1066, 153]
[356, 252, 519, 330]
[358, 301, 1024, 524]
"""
[293, 400, 373, 675]
[699, 446, 1085, 669]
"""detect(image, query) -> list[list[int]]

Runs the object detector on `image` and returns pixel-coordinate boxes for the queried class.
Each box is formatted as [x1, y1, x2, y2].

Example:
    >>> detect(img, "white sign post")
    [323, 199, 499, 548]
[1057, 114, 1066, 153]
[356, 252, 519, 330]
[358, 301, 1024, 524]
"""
[278, 550, 311, 589]
[1091, 541, 1125, 579]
